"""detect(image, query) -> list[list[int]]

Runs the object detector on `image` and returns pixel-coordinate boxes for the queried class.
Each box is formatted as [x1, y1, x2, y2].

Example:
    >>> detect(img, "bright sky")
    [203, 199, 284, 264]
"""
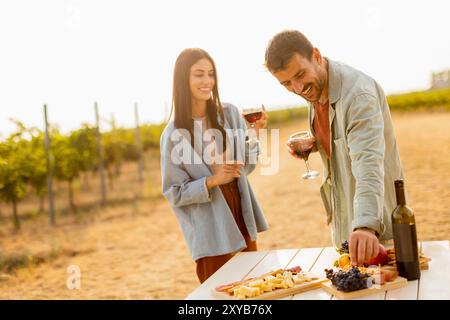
[1, 0, 449, 137]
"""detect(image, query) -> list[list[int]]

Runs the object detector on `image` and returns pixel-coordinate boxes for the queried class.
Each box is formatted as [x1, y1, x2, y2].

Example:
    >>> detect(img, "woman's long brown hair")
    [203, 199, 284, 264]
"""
[171, 48, 227, 151]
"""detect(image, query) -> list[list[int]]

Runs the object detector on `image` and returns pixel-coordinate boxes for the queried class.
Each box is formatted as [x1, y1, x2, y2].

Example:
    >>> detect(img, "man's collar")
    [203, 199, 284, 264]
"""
[325, 57, 341, 105]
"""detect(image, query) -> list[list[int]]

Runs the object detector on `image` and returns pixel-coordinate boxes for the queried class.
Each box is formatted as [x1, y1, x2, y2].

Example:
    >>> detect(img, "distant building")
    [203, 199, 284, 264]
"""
[431, 69, 450, 89]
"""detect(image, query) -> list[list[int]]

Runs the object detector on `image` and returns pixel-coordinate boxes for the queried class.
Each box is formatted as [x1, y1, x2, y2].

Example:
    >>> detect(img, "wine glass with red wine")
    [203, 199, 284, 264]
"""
[288, 131, 319, 180]
[243, 106, 263, 145]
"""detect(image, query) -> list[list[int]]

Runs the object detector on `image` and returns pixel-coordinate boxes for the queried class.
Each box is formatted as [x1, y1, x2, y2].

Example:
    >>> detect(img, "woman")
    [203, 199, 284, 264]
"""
[160, 48, 268, 283]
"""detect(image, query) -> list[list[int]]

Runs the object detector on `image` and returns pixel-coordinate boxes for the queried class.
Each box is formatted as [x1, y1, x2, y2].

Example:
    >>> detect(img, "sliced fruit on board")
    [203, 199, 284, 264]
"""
[364, 244, 389, 266]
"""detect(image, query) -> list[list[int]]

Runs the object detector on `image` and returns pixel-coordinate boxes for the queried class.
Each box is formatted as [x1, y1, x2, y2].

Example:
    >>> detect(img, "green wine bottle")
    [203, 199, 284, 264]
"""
[391, 180, 420, 280]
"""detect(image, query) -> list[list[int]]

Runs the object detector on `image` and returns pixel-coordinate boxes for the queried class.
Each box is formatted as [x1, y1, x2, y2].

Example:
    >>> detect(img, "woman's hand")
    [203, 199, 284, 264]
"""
[253, 105, 268, 131]
[206, 162, 244, 189]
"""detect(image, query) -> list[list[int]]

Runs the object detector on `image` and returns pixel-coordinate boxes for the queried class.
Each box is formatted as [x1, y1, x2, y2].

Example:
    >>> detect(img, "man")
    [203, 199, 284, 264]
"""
[265, 30, 404, 266]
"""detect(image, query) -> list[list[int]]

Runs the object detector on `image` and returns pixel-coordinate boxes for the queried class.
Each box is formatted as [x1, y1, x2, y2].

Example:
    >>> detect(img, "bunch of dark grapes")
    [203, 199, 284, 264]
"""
[325, 267, 371, 292]
[336, 240, 349, 254]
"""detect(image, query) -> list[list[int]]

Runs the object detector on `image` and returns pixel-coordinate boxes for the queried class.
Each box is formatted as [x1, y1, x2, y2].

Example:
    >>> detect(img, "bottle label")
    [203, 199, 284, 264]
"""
[393, 223, 419, 262]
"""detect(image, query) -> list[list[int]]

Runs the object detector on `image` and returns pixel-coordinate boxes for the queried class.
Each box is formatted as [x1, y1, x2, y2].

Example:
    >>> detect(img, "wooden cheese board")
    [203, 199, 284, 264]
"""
[211, 266, 327, 300]
[321, 275, 408, 300]
[212, 276, 327, 300]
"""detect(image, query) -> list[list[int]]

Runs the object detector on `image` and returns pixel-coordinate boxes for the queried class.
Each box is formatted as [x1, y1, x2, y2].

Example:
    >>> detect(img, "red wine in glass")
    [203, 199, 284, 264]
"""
[243, 106, 264, 145]
[294, 149, 312, 160]
[243, 111, 262, 124]
[288, 131, 319, 180]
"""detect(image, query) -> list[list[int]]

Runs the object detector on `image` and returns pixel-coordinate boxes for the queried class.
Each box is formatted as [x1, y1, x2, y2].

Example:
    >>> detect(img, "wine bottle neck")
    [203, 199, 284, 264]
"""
[396, 191, 406, 206]
[395, 180, 406, 206]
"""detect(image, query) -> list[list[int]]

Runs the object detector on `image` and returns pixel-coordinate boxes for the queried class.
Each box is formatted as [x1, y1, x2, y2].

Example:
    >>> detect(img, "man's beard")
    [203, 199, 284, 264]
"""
[302, 82, 323, 103]
[311, 77, 325, 102]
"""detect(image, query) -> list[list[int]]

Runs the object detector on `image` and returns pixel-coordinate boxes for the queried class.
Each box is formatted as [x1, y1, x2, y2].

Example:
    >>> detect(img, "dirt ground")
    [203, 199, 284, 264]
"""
[0, 111, 449, 299]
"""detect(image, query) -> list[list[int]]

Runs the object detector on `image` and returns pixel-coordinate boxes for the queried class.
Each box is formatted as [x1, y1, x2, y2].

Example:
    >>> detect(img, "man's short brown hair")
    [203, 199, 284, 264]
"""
[265, 30, 314, 73]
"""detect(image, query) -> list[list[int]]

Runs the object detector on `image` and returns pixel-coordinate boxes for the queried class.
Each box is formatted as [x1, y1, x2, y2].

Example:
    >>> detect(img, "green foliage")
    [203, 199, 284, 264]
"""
[266, 106, 309, 126]
[141, 123, 166, 150]
[52, 131, 82, 183]
[0, 140, 28, 204]
[69, 124, 98, 172]
[0, 118, 167, 227]
[0, 122, 37, 204]
[25, 128, 47, 198]
[103, 128, 136, 167]
[387, 88, 450, 111]
[0, 121, 42, 229]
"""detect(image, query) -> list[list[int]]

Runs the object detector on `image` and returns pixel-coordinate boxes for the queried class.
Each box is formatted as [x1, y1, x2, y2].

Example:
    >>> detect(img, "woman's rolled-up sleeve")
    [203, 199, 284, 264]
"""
[160, 131, 212, 208]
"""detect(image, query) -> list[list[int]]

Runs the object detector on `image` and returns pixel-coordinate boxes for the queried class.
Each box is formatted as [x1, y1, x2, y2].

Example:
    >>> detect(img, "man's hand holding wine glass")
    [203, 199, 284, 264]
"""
[287, 131, 320, 180]
[286, 134, 318, 160]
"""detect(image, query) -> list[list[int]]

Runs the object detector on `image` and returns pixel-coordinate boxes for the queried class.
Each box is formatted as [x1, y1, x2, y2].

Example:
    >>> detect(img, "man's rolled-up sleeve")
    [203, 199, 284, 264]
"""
[346, 93, 386, 236]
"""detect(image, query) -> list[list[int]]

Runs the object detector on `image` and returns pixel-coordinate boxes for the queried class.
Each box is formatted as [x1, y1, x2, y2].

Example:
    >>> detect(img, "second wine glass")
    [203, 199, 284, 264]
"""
[287, 131, 319, 180]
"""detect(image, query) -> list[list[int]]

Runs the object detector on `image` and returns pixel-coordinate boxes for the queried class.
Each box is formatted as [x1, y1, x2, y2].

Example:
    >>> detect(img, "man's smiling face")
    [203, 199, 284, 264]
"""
[272, 50, 326, 103]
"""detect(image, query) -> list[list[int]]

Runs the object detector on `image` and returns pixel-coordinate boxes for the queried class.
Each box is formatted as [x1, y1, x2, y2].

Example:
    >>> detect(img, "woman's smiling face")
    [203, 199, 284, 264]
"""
[189, 58, 215, 103]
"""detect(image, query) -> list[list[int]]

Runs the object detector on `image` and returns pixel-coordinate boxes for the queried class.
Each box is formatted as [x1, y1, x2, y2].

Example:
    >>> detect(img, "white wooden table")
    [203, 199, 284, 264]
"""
[186, 241, 449, 300]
